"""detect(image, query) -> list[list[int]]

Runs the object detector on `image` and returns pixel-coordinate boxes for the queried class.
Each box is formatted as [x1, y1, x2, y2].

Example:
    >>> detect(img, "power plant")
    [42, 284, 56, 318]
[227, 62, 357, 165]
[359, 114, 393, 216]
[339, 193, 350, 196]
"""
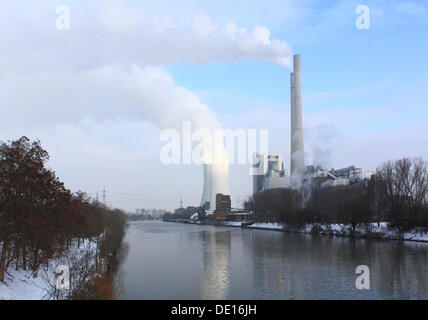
[290, 54, 305, 186]
[169, 53, 375, 223]
[201, 54, 305, 209]
[197, 53, 371, 214]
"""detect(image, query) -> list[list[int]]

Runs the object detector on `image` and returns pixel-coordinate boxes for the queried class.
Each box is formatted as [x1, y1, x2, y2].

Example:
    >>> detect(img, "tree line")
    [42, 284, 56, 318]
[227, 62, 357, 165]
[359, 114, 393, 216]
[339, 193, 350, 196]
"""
[0, 137, 128, 299]
[253, 158, 428, 236]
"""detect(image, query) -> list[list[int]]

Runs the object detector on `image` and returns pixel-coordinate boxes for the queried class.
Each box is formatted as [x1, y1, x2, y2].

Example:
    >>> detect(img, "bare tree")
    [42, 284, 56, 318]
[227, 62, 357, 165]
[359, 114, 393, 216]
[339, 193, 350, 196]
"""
[376, 158, 428, 234]
[402, 158, 428, 217]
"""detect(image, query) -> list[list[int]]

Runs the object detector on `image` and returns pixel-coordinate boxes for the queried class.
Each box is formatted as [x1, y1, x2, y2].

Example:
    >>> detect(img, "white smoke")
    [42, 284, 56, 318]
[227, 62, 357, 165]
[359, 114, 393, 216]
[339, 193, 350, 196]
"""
[0, 66, 221, 132]
[306, 124, 339, 170]
[0, 2, 292, 76]
[0, 2, 293, 129]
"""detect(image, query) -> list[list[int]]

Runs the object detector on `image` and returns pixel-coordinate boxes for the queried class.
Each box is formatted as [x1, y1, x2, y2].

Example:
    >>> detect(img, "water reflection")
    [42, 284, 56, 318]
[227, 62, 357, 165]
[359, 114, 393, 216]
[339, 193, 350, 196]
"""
[118, 221, 428, 299]
[111, 241, 129, 299]
[199, 230, 231, 299]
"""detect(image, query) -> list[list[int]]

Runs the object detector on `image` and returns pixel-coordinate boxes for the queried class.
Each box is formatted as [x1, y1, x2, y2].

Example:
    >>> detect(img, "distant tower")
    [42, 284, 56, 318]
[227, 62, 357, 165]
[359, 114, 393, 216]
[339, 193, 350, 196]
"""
[180, 195, 183, 208]
[290, 54, 305, 186]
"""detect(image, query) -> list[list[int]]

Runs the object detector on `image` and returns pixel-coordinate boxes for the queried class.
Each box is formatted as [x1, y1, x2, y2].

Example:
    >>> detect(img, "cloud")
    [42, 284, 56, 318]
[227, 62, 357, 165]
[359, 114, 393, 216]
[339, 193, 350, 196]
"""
[192, 14, 217, 39]
[98, 2, 141, 37]
[0, 1, 293, 76]
[0, 66, 222, 132]
[0, 0, 293, 131]
[0, 1, 292, 134]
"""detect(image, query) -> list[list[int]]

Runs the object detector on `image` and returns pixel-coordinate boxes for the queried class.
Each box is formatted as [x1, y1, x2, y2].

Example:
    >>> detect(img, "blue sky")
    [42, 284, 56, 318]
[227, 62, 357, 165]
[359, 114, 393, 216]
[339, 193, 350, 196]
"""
[0, 0, 427, 210]
[166, 0, 428, 112]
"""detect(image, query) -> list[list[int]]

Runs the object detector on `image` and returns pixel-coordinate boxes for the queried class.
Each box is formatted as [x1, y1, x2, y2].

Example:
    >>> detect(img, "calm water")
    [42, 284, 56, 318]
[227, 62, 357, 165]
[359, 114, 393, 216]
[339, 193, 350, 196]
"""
[117, 221, 428, 299]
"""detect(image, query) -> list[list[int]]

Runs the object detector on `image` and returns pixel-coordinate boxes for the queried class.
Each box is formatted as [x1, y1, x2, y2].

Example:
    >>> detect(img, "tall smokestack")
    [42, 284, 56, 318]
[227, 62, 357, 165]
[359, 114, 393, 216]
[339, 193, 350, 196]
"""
[290, 54, 304, 186]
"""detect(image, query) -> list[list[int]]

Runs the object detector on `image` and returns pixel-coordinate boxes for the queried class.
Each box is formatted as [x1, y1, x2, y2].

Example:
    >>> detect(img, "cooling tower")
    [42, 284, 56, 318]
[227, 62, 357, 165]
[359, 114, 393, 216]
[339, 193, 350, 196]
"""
[290, 54, 305, 185]
[200, 147, 229, 211]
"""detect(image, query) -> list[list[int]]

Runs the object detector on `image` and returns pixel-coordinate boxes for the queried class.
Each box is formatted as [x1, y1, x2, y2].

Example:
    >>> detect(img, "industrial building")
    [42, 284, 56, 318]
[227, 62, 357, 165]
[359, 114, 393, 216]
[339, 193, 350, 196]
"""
[304, 165, 373, 189]
[253, 153, 287, 195]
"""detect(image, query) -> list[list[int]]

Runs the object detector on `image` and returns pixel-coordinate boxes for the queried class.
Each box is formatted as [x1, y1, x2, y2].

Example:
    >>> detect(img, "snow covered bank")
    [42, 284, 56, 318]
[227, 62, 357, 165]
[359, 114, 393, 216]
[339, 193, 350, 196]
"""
[248, 223, 284, 230]
[298, 222, 428, 242]
[0, 238, 95, 300]
[222, 222, 284, 229]
[242, 221, 428, 242]
[0, 268, 48, 300]
[282, 222, 428, 242]
[402, 230, 428, 242]
[200, 219, 428, 242]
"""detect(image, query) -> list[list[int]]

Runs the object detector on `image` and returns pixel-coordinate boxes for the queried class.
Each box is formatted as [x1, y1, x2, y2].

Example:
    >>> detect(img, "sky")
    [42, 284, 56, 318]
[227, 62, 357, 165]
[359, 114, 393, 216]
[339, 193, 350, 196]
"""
[0, 0, 427, 211]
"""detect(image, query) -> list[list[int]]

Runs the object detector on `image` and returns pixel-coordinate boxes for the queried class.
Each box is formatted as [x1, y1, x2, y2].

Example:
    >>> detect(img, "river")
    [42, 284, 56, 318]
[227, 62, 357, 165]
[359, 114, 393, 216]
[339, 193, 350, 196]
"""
[116, 220, 428, 299]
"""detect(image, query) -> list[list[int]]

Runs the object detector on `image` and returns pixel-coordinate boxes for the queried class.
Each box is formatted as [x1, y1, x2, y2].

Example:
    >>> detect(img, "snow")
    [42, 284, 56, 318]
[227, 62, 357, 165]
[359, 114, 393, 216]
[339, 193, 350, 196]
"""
[0, 238, 94, 300]
[248, 223, 284, 230]
[236, 221, 428, 242]
[0, 268, 48, 300]
[296, 222, 428, 242]
[223, 221, 242, 227]
[402, 230, 428, 242]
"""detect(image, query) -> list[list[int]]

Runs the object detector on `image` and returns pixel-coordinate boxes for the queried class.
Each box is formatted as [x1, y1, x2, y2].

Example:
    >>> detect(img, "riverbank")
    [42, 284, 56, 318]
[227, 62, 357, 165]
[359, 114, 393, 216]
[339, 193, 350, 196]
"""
[0, 239, 93, 300]
[166, 219, 428, 243]
[229, 221, 428, 242]
[1, 216, 128, 301]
